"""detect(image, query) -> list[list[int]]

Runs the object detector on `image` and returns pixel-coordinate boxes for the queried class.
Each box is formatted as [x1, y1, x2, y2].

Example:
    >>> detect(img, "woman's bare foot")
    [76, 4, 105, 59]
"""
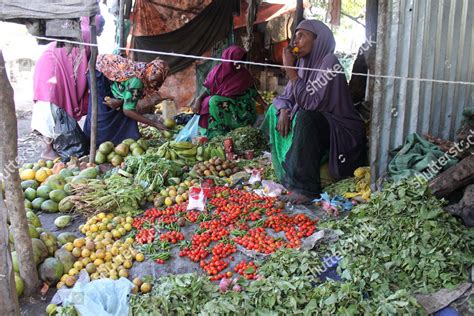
[41, 139, 59, 160]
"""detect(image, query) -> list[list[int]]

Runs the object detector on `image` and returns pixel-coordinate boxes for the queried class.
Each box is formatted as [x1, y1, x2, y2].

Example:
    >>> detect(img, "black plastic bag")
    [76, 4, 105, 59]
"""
[52, 106, 89, 161]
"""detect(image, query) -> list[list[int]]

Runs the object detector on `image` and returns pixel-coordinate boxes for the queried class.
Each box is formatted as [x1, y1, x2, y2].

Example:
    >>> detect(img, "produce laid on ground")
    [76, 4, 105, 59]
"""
[8, 114, 473, 316]
[191, 157, 241, 179]
[56, 213, 143, 289]
[9, 211, 76, 297]
[94, 138, 149, 166]
[131, 187, 318, 281]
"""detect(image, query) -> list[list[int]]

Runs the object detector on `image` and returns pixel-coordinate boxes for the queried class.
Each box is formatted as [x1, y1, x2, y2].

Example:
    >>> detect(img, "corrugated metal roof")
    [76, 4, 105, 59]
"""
[370, 0, 473, 184]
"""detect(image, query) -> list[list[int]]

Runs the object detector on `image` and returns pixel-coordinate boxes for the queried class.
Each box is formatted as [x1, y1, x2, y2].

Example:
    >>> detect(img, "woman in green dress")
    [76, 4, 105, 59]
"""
[192, 46, 268, 139]
[84, 54, 170, 145]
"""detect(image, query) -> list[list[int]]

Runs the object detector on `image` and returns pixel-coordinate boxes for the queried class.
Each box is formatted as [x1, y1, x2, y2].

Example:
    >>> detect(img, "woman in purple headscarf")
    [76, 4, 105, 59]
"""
[193, 45, 268, 139]
[262, 20, 367, 204]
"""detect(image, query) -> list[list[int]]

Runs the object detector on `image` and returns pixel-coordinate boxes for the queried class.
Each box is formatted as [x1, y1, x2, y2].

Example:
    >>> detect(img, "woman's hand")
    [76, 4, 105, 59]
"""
[192, 98, 202, 114]
[153, 121, 168, 131]
[282, 47, 296, 67]
[104, 97, 122, 110]
[277, 108, 291, 137]
[282, 47, 299, 81]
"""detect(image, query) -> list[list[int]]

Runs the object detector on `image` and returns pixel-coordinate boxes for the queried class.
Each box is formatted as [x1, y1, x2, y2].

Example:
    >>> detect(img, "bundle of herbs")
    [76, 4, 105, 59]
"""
[124, 154, 185, 193]
[69, 174, 144, 216]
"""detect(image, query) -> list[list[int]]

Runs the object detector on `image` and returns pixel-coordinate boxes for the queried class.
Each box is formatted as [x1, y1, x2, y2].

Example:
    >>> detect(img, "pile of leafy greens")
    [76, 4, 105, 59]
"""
[129, 178, 473, 315]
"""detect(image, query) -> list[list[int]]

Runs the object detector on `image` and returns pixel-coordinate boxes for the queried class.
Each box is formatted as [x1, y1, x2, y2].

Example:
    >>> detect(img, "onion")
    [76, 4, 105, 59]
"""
[219, 278, 231, 292]
[232, 284, 242, 292]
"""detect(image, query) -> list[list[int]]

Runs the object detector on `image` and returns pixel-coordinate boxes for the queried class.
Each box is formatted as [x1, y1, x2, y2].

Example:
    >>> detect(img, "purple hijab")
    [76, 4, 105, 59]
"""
[199, 45, 255, 128]
[274, 20, 366, 179]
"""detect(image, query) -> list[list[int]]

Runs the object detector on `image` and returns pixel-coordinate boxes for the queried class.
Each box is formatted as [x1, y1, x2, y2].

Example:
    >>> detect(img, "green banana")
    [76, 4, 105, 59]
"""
[203, 147, 211, 160]
[176, 147, 197, 158]
[170, 149, 178, 161]
[171, 141, 194, 150]
[165, 150, 171, 160]
[216, 147, 225, 160]
[197, 146, 204, 156]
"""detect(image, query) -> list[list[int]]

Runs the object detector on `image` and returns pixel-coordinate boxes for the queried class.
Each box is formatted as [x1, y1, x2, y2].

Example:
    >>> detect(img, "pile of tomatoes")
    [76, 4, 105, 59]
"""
[132, 186, 318, 280]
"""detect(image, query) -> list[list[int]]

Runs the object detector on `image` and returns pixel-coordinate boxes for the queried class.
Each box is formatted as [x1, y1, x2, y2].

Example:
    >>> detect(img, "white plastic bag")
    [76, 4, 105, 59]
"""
[52, 270, 134, 316]
[175, 115, 200, 142]
[186, 186, 207, 211]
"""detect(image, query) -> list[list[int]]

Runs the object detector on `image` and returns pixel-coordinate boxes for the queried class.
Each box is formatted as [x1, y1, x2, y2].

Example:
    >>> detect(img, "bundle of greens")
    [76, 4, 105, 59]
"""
[124, 153, 185, 193]
[225, 126, 268, 155]
[69, 174, 144, 216]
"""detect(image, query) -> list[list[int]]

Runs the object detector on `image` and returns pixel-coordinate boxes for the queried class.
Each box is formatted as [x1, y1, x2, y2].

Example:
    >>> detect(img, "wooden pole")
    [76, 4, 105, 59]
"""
[0, 189, 20, 316]
[0, 50, 40, 296]
[119, 0, 125, 51]
[88, 16, 99, 163]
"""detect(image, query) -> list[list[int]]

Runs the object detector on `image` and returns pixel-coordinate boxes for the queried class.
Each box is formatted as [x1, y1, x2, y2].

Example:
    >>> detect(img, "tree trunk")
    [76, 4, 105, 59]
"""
[429, 155, 474, 198]
[0, 50, 40, 296]
[88, 16, 99, 164]
[0, 189, 20, 316]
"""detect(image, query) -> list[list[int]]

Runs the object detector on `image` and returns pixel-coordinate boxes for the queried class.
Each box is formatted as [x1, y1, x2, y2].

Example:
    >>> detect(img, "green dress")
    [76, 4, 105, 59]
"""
[206, 88, 258, 139]
[111, 77, 144, 110]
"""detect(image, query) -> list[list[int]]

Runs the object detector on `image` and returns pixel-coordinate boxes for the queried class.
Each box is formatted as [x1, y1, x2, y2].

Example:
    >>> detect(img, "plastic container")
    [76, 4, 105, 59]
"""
[161, 100, 177, 120]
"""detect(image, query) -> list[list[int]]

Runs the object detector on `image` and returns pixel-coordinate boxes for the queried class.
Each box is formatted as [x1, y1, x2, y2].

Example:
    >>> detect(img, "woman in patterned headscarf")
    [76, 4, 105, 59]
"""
[84, 54, 170, 145]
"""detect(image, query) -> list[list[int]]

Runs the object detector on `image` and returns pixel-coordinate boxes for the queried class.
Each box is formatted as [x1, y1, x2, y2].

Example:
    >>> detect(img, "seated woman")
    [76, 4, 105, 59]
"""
[192, 45, 268, 139]
[263, 20, 367, 204]
[84, 54, 170, 145]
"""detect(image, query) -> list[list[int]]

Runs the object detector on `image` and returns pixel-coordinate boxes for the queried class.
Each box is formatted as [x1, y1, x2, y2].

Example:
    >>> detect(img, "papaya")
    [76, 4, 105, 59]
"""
[31, 238, 49, 265]
[122, 138, 136, 146]
[107, 151, 116, 162]
[98, 141, 114, 155]
[49, 189, 67, 203]
[40, 232, 58, 256]
[38, 257, 64, 285]
[132, 147, 145, 156]
[70, 176, 87, 185]
[31, 197, 46, 210]
[41, 200, 59, 213]
[59, 168, 74, 178]
[63, 183, 73, 195]
[79, 167, 98, 179]
[15, 273, 24, 297]
[54, 248, 75, 272]
[58, 196, 74, 213]
[137, 139, 149, 150]
[36, 185, 53, 199]
[21, 180, 40, 190]
[52, 162, 66, 174]
[54, 215, 73, 228]
[26, 211, 42, 228]
[24, 187, 37, 201]
[115, 143, 129, 157]
[111, 155, 123, 167]
[95, 152, 107, 165]
[11, 251, 19, 272]
[28, 224, 40, 238]
[46, 175, 66, 190]
[24, 200, 34, 210]
[57, 232, 77, 245]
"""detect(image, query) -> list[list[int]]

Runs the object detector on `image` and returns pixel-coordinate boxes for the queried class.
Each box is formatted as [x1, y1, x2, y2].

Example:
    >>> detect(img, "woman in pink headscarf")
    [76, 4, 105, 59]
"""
[31, 16, 105, 159]
[192, 45, 268, 139]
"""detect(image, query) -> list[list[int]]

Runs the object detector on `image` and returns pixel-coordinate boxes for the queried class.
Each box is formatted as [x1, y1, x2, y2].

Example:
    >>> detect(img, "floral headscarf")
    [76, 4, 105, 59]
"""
[96, 54, 169, 93]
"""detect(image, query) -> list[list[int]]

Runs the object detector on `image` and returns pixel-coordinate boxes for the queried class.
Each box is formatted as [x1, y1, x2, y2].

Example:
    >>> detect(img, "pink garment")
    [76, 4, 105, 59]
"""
[199, 45, 255, 128]
[33, 18, 96, 121]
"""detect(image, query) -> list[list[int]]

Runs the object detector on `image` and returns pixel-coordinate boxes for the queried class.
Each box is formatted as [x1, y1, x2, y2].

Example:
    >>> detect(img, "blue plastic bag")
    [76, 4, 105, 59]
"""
[175, 115, 200, 142]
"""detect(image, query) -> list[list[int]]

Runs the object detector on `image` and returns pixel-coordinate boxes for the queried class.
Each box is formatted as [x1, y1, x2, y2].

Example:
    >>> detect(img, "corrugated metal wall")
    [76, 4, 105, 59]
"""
[370, 0, 473, 183]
